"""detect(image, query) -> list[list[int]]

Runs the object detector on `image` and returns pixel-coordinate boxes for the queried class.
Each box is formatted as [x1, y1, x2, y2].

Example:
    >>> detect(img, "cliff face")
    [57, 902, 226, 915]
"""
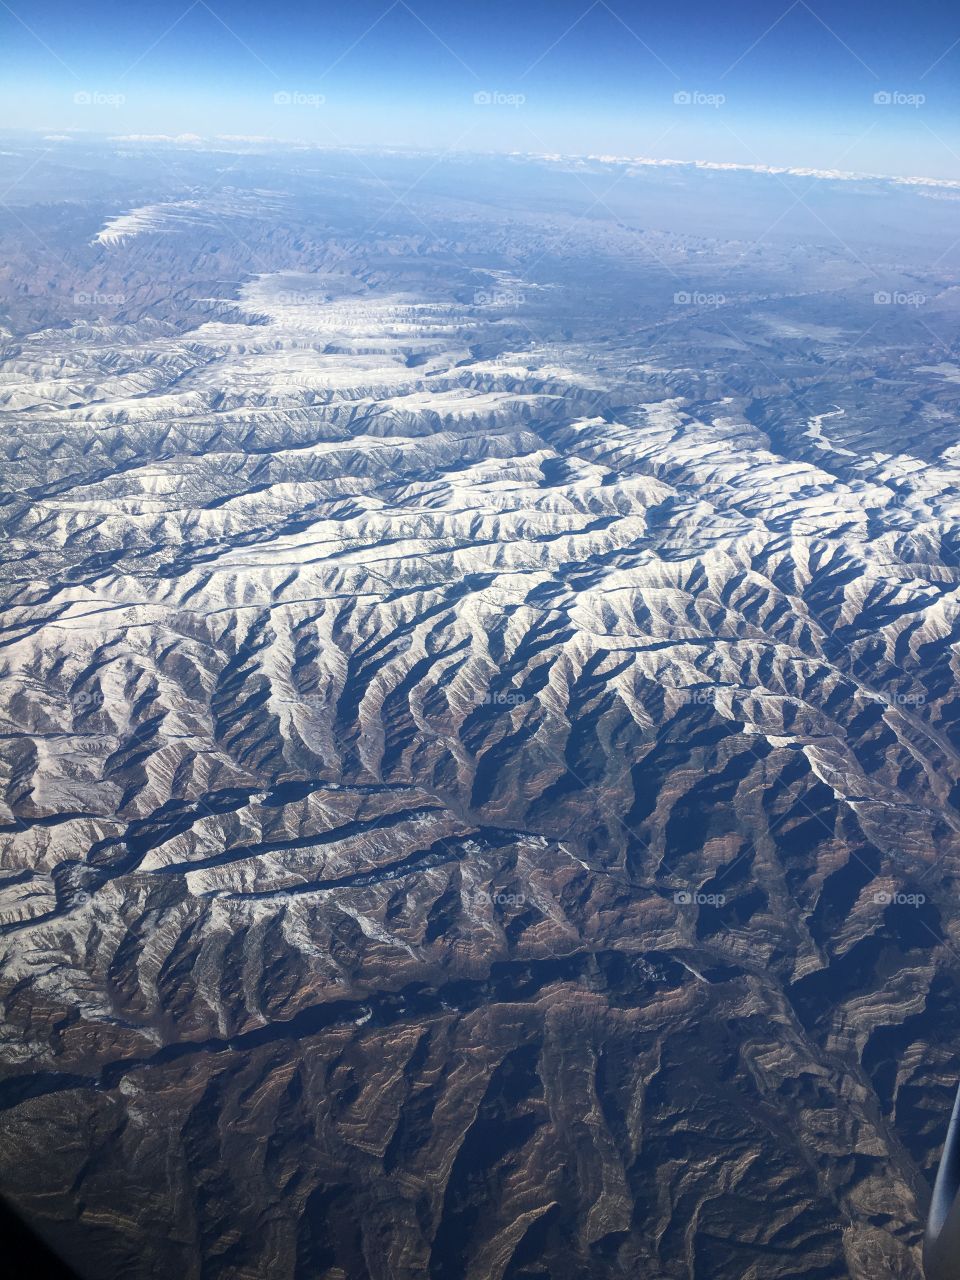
[1, 143, 960, 1279]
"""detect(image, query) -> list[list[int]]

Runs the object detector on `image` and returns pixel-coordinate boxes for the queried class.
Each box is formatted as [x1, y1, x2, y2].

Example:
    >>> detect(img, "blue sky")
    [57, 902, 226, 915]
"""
[1, 0, 959, 178]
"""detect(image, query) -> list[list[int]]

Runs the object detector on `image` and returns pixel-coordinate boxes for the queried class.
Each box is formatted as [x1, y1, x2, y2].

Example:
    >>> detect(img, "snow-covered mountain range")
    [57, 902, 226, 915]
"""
[1, 138, 960, 1280]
